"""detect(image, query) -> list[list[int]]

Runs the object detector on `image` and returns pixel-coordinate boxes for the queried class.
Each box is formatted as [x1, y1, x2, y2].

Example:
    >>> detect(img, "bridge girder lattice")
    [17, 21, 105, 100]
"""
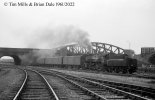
[57, 42, 125, 56]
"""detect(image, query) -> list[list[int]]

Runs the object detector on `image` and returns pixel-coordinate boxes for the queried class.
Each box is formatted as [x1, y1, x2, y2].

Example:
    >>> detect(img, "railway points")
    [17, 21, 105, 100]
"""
[36, 68, 152, 100]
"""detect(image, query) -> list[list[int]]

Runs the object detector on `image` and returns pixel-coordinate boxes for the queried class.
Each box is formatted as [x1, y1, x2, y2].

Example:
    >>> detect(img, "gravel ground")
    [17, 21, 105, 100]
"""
[50, 68, 155, 89]
[0, 68, 24, 99]
[44, 74, 94, 100]
[0, 69, 10, 78]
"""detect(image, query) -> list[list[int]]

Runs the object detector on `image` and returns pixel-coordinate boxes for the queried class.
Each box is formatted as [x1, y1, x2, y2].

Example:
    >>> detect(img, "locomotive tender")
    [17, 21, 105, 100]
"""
[33, 53, 137, 74]
[103, 53, 137, 74]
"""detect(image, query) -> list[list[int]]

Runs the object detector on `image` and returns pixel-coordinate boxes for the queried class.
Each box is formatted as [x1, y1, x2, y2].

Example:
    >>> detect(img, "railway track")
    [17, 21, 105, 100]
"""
[41, 71, 98, 100]
[29, 65, 155, 79]
[12, 69, 59, 100]
[37, 69, 151, 100]
[100, 71, 155, 80]
[82, 77, 155, 100]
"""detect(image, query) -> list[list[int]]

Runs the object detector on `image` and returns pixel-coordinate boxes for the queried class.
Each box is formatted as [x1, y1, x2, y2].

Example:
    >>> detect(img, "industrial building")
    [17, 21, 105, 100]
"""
[141, 47, 155, 57]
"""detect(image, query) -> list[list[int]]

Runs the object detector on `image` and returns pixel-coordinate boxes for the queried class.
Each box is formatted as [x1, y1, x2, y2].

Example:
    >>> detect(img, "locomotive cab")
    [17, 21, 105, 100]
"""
[84, 54, 103, 70]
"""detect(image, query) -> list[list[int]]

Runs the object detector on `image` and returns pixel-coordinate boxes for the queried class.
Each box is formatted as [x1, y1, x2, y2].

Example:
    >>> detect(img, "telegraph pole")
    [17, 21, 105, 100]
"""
[127, 40, 131, 49]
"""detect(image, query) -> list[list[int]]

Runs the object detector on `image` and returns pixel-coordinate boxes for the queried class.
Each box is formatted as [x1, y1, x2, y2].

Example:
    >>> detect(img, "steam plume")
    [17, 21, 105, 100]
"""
[20, 25, 91, 64]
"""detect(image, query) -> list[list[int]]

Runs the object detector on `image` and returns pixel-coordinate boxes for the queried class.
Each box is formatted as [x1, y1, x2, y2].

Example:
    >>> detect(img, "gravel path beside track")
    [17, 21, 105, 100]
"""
[0, 68, 10, 78]
[0, 68, 24, 99]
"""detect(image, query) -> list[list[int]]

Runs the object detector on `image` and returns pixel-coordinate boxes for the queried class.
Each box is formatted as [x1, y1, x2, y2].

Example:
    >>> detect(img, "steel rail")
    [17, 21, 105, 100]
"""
[49, 69, 151, 100]
[83, 77, 155, 99]
[81, 77, 151, 100]
[32, 69, 60, 100]
[13, 68, 59, 100]
[13, 69, 27, 100]
[54, 73, 108, 100]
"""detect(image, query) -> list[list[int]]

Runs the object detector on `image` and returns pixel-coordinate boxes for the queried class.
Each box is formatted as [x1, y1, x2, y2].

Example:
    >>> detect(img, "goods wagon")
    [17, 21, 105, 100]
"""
[32, 53, 137, 74]
[62, 56, 86, 69]
[32, 56, 63, 66]
[63, 56, 81, 65]
[31, 58, 45, 66]
[45, 57, 63, 66]
[36, 58, 45, 65]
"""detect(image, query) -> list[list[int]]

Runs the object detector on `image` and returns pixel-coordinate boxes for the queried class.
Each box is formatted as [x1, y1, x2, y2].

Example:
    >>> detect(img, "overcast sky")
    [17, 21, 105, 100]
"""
[0, 0, 155, 54]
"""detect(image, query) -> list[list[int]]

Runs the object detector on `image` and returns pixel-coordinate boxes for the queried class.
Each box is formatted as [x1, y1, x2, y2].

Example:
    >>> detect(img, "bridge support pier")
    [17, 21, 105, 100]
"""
[12, 55, 21, 65]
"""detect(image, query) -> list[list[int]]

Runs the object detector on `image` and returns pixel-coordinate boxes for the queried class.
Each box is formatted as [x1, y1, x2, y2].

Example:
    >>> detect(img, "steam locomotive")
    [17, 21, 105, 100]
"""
[32, 53, 137, 74]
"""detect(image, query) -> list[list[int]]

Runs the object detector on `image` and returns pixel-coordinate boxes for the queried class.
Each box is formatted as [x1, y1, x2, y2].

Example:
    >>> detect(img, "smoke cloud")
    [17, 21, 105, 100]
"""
[26, 25, 91, 49]
[20, 25, 92, 64]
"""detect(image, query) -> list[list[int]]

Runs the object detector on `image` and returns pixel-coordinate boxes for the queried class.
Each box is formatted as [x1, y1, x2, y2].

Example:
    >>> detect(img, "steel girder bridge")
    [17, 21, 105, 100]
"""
[56, 42, 125, 56]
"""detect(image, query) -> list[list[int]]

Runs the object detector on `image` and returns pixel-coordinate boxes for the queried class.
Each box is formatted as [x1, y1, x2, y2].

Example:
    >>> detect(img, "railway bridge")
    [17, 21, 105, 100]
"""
[57, 42, 125, 56]
[0, 42, 128, 65]
[0, 48, 39, 65]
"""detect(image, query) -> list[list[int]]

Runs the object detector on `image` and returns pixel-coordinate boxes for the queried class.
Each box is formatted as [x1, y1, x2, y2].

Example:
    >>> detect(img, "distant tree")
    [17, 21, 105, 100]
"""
[148, 54, 155, 65]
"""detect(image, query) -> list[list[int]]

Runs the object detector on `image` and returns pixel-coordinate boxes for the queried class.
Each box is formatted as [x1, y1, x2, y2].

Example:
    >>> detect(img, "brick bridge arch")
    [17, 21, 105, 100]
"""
[0, 48, 39, 65]
[0, 55, 21, 65]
